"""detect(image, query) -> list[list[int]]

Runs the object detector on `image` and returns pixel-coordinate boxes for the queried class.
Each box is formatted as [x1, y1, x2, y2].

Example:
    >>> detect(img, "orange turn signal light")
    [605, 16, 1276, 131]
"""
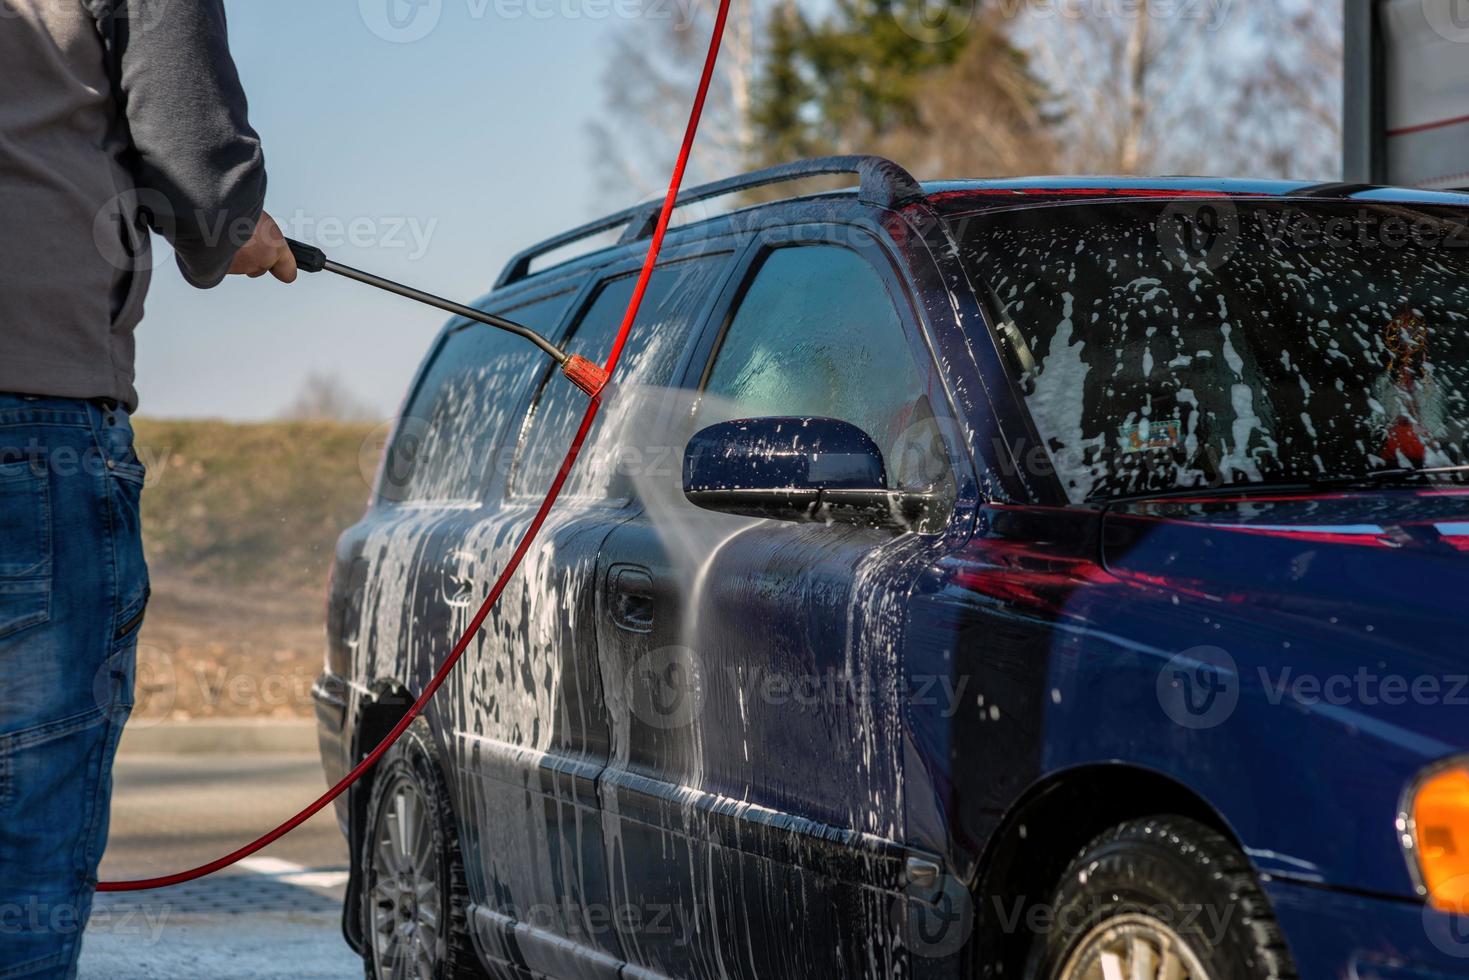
[1410, 763, 1469, 914]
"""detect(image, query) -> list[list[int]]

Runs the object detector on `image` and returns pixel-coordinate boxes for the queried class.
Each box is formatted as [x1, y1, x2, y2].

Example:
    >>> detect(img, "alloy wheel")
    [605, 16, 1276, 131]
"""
[369, 774, 444, 980]
[1058, 913, 1215, 980]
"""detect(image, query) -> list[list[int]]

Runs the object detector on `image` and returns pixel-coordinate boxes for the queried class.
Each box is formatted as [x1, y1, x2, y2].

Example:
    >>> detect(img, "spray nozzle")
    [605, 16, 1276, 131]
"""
[561, 354, 609, 397]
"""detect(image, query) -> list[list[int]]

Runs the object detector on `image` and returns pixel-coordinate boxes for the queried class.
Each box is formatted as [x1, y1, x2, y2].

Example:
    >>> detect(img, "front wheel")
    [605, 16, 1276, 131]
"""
[360, 718, 479, 980]
[1025, 816, 1297, 980]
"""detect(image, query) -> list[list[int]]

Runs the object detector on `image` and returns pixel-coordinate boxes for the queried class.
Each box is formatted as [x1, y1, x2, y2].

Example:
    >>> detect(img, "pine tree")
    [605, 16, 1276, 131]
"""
[750, 1, 814, 164]
[750, 0, 1056, 175]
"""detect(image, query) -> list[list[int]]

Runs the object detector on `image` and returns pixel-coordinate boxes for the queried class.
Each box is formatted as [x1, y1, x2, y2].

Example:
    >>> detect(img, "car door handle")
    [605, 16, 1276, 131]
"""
[608, 565, 655, 633]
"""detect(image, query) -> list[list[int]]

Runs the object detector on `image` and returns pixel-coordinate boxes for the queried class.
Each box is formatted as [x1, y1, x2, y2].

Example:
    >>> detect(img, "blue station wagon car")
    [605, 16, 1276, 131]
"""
[314, 156, 1469, 979]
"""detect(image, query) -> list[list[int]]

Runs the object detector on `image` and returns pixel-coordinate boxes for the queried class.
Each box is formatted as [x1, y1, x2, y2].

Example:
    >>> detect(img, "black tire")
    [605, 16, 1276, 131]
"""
[1024, 816, 1296, 980]
[360, 718, 482, 980]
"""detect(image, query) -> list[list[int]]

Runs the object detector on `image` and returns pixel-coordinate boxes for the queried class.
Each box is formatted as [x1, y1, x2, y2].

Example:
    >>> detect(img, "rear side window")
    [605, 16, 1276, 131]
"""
[699, 244, 944, 490]
[511, 255, 727, 499]
[381, 291, 575, 503]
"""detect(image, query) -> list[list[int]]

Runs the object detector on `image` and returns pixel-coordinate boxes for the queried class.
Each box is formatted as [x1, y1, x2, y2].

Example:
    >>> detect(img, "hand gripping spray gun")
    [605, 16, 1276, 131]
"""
[284, 238, 609, 396]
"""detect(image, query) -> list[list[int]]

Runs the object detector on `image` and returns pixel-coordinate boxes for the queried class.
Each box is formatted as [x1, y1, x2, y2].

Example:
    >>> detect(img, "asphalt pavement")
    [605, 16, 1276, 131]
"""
[82, 753, 361, 979]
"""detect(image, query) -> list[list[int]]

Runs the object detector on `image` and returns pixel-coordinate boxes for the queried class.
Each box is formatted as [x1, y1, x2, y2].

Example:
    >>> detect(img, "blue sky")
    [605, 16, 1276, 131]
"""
[137, 0, 678, 420]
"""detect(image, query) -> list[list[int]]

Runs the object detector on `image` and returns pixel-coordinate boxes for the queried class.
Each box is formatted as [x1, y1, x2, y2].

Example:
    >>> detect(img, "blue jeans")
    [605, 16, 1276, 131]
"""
[0, 395, 147, 979]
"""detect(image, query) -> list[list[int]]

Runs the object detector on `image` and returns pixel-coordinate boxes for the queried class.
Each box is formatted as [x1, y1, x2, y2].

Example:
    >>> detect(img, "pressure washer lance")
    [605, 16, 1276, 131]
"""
[286, 238, 609, 397]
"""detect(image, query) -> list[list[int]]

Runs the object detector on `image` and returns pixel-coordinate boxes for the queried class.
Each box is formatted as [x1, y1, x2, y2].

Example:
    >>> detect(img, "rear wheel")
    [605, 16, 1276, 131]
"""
[1025, 816, 1296, 980]
[361, 719, 479, 980]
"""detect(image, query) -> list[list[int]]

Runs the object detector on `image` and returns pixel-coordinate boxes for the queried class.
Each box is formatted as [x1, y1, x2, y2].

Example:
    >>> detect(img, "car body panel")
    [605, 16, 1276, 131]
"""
[315, 174, 1469, 978]
[1266, 879, 1469, 978]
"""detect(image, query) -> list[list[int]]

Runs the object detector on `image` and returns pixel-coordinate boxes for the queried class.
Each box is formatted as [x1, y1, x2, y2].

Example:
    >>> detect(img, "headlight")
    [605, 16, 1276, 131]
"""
[1402, 758, 1469, 914]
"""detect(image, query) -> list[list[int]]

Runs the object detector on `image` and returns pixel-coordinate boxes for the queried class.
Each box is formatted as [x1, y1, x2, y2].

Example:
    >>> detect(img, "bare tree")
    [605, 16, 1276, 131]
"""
[278, 372, 377, 423]
[1208, 1, 1343, 179]
[1011, 0, 1342, 179]
[876, 10, 1061, 179]
[1117, 4, 1152, 173]
[1010, 0, 1210, 174]
[588, 0, 764, 205]
[590, 0, 1342, 193]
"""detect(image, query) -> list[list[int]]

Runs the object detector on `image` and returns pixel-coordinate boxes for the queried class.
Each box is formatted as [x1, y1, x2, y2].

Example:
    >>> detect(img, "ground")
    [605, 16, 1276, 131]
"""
[133, 573, 326, 721]
[84, 753, 358, 979]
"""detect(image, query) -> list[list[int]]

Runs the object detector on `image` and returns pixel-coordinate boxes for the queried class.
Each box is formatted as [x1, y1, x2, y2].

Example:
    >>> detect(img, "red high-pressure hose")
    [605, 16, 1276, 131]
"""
[98, 0, 732, 891]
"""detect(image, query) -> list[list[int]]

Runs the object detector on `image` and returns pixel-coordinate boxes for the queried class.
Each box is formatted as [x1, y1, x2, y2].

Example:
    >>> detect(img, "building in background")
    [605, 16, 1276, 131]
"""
[1345, 0, 1469, 188]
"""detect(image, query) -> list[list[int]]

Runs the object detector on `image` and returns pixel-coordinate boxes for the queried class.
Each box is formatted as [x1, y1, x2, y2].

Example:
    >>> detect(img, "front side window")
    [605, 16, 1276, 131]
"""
[956, 200, 1469, 501]
[701, 244, 948, 492]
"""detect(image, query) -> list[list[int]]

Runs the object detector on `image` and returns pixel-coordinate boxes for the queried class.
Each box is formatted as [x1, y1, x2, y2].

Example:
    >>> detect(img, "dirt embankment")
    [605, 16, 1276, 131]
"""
[129, 418, 379, 721]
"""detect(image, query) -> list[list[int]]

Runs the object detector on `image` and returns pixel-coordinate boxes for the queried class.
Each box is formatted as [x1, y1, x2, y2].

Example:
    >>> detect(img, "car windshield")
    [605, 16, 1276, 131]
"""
[953, 198, 1469, 502]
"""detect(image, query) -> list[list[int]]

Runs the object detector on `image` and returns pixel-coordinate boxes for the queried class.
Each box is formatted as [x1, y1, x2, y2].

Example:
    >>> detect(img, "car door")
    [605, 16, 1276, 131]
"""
[593, 225, 973, 979]
[429, 250, 733, 977]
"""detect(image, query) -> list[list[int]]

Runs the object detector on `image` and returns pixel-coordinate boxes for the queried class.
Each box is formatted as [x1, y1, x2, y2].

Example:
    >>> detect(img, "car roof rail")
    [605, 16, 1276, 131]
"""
[494, 155, 924, 288]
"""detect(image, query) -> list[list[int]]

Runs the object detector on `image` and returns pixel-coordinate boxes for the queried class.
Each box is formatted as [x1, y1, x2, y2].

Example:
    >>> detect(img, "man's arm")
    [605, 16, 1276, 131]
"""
[93, 0, 292, 285]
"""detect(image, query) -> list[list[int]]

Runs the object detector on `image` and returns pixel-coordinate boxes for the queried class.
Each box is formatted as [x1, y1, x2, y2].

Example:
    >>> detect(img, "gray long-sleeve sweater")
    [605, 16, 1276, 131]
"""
[0, 0, 267, 411]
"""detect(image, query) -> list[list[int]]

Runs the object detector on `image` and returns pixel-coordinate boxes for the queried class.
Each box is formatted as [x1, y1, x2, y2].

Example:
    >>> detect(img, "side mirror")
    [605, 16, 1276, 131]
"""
[682, 417, 940, 530]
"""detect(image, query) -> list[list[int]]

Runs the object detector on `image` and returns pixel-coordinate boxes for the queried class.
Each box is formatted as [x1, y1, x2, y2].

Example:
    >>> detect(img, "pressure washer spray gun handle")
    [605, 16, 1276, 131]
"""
[284, 237, 608, 398]
[286, 238, 328, 274]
